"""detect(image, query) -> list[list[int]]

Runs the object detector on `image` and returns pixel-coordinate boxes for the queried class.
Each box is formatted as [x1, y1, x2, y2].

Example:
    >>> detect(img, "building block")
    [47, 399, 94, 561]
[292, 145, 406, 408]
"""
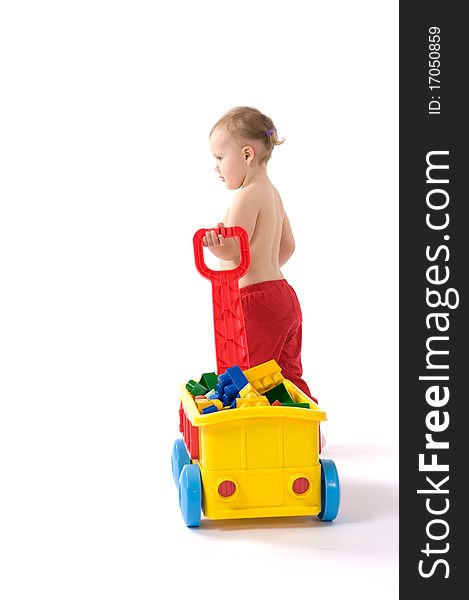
[218, 372, 231, 389]
[186, 380, 208, 397]
[196, 399, 223, 412]
[199, 372, 219, 391]
[186, 379, 197, 392]
[226, 366, 249, 391]
[271, 400, 283, 406]
[193, 383, 208, 397]
[265, 382, 293, 405]
[202, 404, 219, 414]
[243, 360, 284, 395]
[239, 382, 262, 399]
[281, 402, 310, 409]
[224, 383, 238, 399]
[236, 396, 270, 409]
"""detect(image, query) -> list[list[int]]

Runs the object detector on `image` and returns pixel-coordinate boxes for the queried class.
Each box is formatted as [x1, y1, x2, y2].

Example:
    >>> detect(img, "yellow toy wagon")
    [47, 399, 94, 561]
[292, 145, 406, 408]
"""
[171, 227, 340, 526]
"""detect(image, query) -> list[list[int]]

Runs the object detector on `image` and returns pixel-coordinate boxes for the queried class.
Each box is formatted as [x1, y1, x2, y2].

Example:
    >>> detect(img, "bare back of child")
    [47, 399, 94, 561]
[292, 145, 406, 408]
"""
[221, 180, 297, 288]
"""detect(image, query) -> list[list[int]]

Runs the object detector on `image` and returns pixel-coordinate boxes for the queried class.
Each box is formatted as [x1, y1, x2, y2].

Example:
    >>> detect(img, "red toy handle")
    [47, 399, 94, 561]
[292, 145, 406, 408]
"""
[193, 226, 250, 281]
[193, 226, 251, 374]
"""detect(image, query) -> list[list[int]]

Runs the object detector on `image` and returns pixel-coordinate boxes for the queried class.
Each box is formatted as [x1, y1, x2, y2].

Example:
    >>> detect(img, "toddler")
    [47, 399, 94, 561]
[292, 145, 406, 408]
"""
[203, 106, 313, 400]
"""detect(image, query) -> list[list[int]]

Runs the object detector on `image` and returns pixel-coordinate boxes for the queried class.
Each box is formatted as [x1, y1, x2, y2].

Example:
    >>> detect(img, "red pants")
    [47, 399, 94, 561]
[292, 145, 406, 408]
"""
[240, 279, 313, 399]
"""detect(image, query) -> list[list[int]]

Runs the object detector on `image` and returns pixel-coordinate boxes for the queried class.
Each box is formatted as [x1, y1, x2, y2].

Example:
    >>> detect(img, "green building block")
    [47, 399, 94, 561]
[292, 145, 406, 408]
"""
[199, 372, 218, 391]
[282, 402, 310, 409]
[186, 379, 197, 392]
[265, 382, 293, 405]
[191, 382, 208, 396]
[186, 380, 208, 396]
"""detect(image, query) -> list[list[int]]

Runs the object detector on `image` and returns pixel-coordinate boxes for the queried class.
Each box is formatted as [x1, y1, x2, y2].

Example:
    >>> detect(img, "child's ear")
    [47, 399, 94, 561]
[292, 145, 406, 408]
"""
[242, 145, 255, 165]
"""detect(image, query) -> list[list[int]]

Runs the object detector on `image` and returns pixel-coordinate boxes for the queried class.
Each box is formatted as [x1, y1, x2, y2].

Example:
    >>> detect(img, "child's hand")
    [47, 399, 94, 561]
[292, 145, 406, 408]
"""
[202, 222, 225, 247]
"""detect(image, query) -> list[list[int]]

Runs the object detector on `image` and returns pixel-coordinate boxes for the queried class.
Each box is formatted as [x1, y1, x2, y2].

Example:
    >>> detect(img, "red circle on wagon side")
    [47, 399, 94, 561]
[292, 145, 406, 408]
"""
[218, 480, 236, 497]
[292, 477, 309, 494]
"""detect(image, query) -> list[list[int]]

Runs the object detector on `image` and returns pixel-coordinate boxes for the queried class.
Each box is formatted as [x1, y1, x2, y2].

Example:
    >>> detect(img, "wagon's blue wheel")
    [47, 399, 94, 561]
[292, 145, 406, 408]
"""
[318, 459, 340, 521]
[171, 439, 190, 487]
[179, 463, 202, 527]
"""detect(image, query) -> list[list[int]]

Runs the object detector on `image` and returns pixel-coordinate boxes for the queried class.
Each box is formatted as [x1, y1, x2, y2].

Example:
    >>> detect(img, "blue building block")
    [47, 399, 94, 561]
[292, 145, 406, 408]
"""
[224, 383, 238, 399]
[218, 372, 231, 388]
[226, 366, 249, 391]
[202, 404, 218, 414]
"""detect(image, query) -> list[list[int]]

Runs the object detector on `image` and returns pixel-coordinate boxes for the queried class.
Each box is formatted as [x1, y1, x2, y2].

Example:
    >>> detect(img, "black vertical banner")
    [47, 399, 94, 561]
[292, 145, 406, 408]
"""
[400, 2, 465, 596]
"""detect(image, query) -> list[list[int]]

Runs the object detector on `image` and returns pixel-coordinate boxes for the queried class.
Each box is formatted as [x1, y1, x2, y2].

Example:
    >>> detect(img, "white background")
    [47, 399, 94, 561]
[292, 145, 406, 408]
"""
[0, 1, 398, 598]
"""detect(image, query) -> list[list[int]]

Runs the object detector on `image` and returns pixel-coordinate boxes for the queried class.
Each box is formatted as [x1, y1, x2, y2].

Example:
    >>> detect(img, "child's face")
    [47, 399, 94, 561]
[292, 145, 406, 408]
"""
[209, 128, 249, 190]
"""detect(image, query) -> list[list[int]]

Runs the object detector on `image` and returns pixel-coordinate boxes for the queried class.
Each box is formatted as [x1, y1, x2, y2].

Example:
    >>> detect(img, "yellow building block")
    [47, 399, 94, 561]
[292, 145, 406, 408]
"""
[243, 360, 284, 395]
[239, 382, 261, 399]
[196, 399, 223, 413]
[236, 396, 270, 409]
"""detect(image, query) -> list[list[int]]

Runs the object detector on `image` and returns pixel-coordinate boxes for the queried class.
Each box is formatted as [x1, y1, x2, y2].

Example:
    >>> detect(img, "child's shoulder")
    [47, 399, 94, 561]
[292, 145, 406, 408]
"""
[232, 181, 279, 209]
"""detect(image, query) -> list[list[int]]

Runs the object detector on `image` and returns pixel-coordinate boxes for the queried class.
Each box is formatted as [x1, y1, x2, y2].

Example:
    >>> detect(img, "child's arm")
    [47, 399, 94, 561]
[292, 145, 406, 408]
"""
[203, 189, 259, 261]
[202, 222, 237, 260]
[279, 212, 295, 266]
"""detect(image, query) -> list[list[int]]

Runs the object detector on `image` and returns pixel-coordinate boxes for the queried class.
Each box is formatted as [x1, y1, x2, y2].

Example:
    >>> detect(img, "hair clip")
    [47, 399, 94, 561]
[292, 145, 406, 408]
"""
[266, 129, 274, 137]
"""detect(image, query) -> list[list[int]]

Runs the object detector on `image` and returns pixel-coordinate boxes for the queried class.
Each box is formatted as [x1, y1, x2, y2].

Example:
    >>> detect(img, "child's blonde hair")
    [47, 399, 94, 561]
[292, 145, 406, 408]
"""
[210, 106, 284, 164]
